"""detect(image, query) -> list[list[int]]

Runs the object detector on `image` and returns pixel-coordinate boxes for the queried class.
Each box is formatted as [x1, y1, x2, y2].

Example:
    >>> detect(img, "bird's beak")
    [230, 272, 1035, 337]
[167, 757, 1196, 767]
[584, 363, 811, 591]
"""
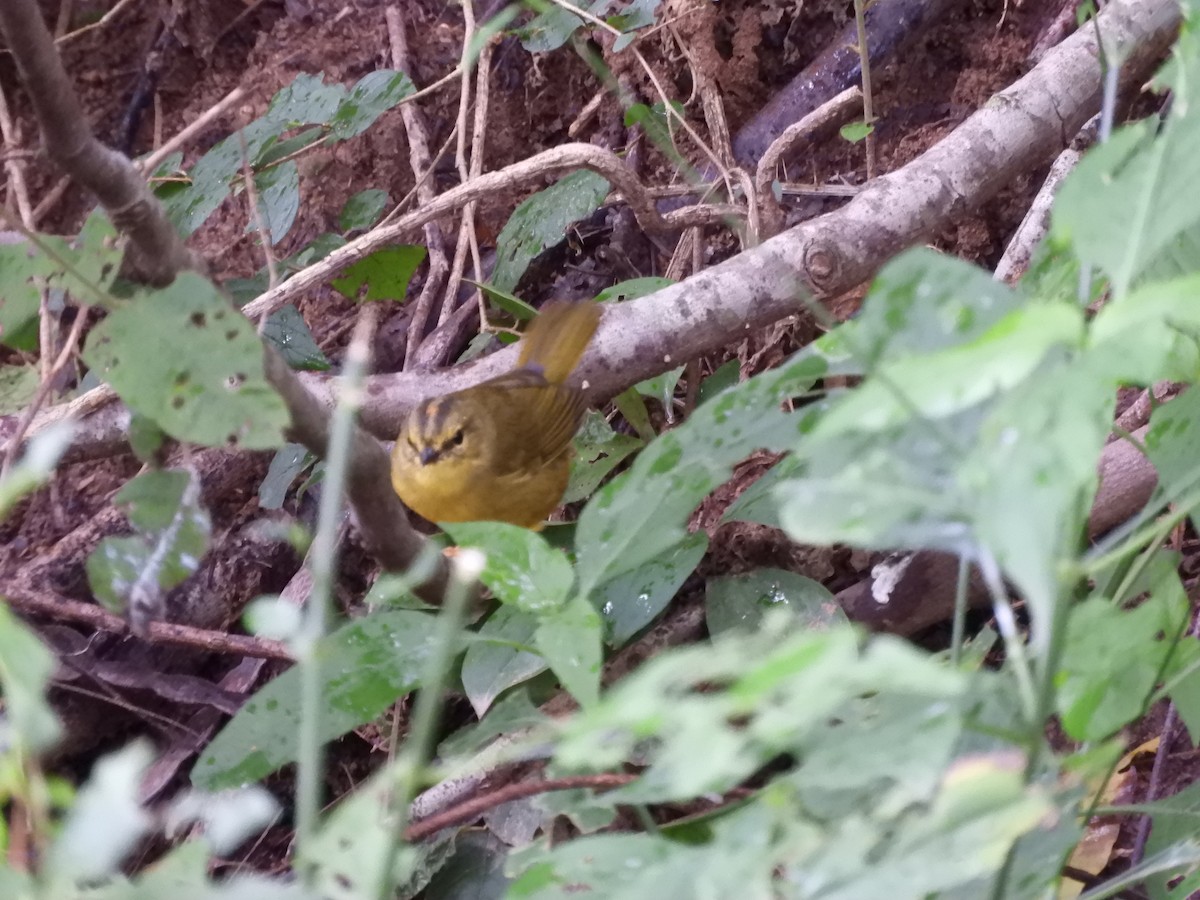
[419, 447, 438, 465]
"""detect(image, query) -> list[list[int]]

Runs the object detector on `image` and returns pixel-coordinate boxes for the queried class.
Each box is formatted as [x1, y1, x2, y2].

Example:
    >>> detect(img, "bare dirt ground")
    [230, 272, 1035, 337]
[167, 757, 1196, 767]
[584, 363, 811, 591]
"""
[0, 0, 1174, 883]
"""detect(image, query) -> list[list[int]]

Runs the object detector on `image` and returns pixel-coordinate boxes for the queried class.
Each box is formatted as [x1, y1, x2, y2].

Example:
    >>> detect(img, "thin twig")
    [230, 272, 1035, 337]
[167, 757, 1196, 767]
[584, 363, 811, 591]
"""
[386, 3, 451, 368]
[852, 0, 878, 180]
[54, 0, 139, 46]
[138, 85, 249, 175]
[239, 130, 280, 291]
[405, 773, 636, 841]
[3, 583, 293, 661]
[442, 34, 494, 331]
[1, 307, 87, 477]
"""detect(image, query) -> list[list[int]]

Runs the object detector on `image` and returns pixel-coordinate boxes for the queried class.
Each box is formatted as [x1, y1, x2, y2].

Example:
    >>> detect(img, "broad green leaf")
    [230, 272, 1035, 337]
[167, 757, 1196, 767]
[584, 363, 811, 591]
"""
[302, 761, 455, 900]
[574, 350, 826, 603]
[1143, 780, 1200, 899]
[1090, 274, 1200, 383]
[438, 687, 547, 758]
[331, 245, 426, 303]
[705, 567, 842, 636]
[593, 276, 673, 303]
[260, 443, 313, 510]
[492, 171, 611, 293]
[460, 605, 546, 717]
[423, 830, 512, 900]
[697, 359, 740, 405]
[635, 366, 683, 413]
[594, 530, 707, 646]
[564, 411, 643, 504]
[248, 160, 300, 245]
[815, 303, 1085, 436]
[840, 121, 874, 143]
[1052, 27, 1200, 299]
[1058, 552, 1190, 741]
[443, 522, 574, 615]
[535, 595, 603, 708]
[834, 248, 1019, 367]
[339, 189, 390, 232]
[0, 603, 61, 753]
[609, 0, 661, 50]
[262, 305, 331, 372]
[81, 273, 288, 449]
[194, 610, 438, 789]
[0, 238, 45, 347]
[518, 2, 587, 52]
[0, 364, 38, 414]
[474, 282, 538, 320]
[127, 413, 165, 463]
[330, 70, 416, 139]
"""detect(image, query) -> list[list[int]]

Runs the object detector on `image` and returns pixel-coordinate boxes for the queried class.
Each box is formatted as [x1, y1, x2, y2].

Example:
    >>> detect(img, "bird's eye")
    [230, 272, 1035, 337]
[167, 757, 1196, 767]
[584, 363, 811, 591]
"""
[449, 428, 465, 447]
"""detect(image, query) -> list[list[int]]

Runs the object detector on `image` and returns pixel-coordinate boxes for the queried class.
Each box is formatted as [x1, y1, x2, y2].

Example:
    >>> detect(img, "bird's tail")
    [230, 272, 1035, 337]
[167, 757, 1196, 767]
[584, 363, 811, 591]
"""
[516, 301, 601, 384]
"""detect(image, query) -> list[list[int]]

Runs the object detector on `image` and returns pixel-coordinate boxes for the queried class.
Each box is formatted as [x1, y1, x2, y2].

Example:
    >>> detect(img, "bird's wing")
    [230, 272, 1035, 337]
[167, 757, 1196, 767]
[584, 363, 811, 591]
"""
[474, 371, 588, 466]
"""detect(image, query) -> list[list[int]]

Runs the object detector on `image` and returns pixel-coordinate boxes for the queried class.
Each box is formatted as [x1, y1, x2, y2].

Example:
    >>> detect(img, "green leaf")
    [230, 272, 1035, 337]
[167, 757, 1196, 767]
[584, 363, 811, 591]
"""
[331, 245, 426, 303]
[330, 70, 416, 139]
[194, 610, 438, 789]
[816, 303, 1086, 436]
[423, 830, 512, 900]
[594, 276, 673, 303]
[339, 189, 390, 232]
[518, 1, 587, 52]
[0, 603, 61, 753]
[624, 102, 688, 168]
[0, 239, 48, 346]
[127, 413, 165, 464]
[1090, 274, 1200, 383]
[86, 470, 212, 621]
[301, 761, 455, 900]
[705, 567, 843, 636]
[473, 281, 539, 321]
[443, 522, 574, 615]
[1057, 552, 1190, 741]
[609, 0, 661, 50]
[460, 605, 546, 717]
[535, 594, 603, 707]
[0, 421, 75, 520]
[81, 272, 288, 449]
[594, 530, 707, 646]
[1052, 31, 1200, 299]
[634, 366, 683, 413]
[611, 387, 656, 441]
[574, 350, 825, 604]
[564, 411, 643, 504]
[260, 443, 312, 510]
[262, 305, 331, 371]
[840, 121, 874, 143]
[248, 160, 300, 245]
[492, 171, 611, 293]
[1142, 780, 1200, 899]
[697, 359, 739, 405]
[0, 364, 39, 415]
[834, 248, 1020, 367]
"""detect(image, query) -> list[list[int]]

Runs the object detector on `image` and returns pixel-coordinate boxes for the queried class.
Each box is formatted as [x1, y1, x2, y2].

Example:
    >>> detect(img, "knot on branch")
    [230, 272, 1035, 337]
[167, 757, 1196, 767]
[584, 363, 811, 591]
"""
[802, 240, 841, 294]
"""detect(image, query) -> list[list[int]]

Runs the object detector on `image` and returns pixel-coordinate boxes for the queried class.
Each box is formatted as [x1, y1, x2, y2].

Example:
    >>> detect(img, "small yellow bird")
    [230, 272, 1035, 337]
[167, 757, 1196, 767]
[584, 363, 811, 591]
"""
[390, 301, 601, 529]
